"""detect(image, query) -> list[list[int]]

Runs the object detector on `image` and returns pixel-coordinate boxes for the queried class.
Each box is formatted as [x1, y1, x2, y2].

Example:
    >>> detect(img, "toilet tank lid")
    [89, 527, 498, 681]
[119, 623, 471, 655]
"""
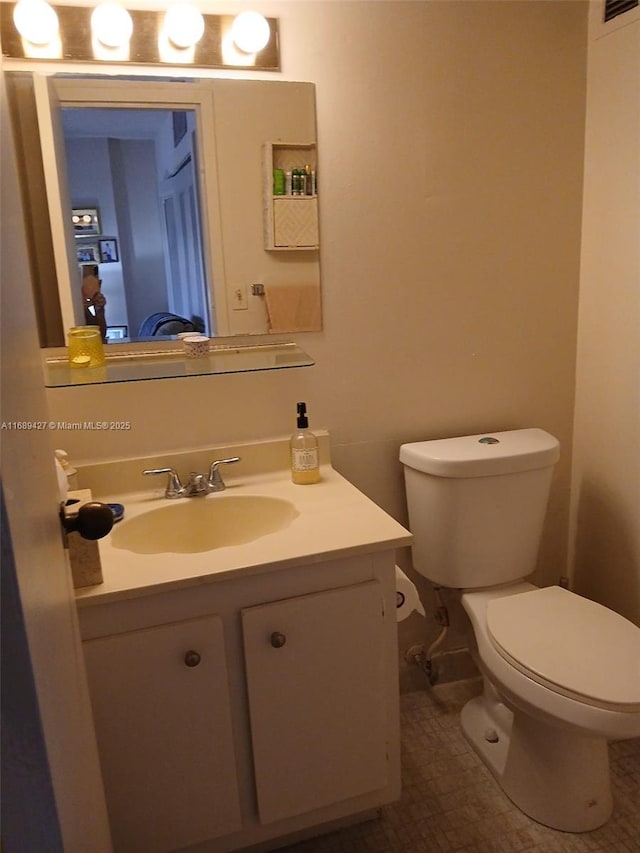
[399, 428, 560, 478]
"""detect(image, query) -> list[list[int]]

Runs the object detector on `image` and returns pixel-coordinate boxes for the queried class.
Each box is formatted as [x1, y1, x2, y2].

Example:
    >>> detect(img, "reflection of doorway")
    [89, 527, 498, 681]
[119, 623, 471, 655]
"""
[160, 152, 211, 335]
[62, 105, 212, 338]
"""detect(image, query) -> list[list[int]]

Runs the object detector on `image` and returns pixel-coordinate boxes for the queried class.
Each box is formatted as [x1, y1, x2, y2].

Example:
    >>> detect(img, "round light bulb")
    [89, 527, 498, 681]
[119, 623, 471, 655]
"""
[91, 3, 133, 49]
[230, 11, 270, 54]
[164, 3, 205, 49]
[13, 0, 59, 46]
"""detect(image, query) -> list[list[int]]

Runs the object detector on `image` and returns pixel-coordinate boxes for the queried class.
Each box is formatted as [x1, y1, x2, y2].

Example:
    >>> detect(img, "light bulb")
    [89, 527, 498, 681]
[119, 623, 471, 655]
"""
[231, 11, 270, 54]
[91, 3, 133, 49]
[164, 3, 205, 49]
[13, 0, 59, 46]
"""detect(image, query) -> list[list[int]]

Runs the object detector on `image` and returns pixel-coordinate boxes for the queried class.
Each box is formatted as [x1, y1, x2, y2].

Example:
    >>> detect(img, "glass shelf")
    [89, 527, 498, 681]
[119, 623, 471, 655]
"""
[44, 342, 314, 388]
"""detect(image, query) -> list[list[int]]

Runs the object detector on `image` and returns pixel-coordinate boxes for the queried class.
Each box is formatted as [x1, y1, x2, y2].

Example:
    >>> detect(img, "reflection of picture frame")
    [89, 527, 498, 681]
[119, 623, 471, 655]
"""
[98, 238, 118, 263]
[72, 207, 101, 237]
[173, 110, 187, 147]
[106, 325, 128, 341]
[76, 244, 99, 263]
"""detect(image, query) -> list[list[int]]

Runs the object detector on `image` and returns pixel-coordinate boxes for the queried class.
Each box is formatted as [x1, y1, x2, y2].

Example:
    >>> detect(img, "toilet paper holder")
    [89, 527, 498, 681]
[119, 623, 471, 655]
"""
[395, 565, 425, 622]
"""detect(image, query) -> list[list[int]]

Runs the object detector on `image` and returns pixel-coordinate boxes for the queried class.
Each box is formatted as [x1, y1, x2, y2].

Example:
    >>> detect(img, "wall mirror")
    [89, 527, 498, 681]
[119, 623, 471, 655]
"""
[7, 72, 322, 355]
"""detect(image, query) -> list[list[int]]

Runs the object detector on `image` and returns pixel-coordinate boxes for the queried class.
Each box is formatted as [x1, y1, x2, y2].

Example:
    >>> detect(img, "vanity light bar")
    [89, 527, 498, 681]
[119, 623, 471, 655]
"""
[1, 2, 280, 70]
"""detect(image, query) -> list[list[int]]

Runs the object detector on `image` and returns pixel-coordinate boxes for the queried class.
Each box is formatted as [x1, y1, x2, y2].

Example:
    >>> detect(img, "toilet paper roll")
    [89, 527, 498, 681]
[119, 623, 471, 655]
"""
[395, 565, 425, 622]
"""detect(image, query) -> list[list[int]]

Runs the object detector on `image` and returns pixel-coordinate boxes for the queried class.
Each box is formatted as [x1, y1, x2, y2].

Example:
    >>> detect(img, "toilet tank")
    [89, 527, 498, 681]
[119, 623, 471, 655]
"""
[399, 429, 560, 589]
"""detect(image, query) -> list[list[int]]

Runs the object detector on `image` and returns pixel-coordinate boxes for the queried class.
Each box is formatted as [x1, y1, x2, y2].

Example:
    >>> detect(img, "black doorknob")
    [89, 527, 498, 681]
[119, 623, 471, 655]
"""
[61, 501, 114, 540]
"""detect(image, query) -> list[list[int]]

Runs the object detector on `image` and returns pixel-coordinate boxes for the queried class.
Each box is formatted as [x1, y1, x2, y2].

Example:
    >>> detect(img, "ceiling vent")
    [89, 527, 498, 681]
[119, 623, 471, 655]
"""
[604, 0, 639, 22]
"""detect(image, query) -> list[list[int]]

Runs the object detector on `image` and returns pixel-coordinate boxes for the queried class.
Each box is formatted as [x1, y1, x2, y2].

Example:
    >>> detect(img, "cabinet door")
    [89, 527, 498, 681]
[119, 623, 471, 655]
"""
[83, 616, 241, 853]
[273, 197, 319, 248]
[242, 581, 388, 824]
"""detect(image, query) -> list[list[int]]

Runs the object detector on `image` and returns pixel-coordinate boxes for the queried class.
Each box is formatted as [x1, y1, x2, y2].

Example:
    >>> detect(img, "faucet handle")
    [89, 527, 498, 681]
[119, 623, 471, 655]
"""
[143, 467, 184, 499]
[208, 457, 241, 492]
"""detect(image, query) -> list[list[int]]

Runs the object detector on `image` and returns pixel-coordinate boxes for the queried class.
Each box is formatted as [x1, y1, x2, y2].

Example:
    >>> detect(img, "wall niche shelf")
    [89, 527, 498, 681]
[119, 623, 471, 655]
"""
[43, 342, 314, 388]
[263, 142, 319, 251]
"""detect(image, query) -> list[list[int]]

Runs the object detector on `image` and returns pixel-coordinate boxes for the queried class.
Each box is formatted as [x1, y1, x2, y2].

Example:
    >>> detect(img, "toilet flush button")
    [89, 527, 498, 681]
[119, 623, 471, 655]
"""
[479, 437, 500, 445]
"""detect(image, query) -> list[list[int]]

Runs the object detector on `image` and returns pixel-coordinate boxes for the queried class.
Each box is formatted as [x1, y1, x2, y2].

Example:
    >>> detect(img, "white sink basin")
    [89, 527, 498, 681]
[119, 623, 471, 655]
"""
[110, 494, 299, 554]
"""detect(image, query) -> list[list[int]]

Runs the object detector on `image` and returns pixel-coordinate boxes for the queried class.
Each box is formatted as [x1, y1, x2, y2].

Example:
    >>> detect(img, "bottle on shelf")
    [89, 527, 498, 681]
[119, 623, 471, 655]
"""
[273, 169, 285, 195]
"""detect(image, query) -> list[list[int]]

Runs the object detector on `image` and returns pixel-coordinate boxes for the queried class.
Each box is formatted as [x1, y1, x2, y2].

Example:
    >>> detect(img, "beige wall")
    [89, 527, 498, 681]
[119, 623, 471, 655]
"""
[571, 4, 640, 625]
[41, 2, 587, 652]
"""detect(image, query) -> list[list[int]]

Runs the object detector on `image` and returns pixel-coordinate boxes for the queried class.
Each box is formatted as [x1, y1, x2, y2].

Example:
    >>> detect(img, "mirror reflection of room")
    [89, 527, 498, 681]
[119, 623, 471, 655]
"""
[65, 106, 210, 341]
[7, 74, 323, 348]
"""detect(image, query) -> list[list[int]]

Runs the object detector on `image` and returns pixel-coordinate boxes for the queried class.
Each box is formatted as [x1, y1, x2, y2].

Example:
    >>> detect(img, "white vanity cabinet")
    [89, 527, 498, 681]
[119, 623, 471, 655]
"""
[77, 552, 401, 853]
[82, 615, 241, 853]
[242, 581, 388, 825]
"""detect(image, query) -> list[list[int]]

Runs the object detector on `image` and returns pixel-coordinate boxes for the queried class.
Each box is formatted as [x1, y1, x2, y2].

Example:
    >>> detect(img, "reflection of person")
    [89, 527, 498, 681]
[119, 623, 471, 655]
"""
[81, 265, 107, 341]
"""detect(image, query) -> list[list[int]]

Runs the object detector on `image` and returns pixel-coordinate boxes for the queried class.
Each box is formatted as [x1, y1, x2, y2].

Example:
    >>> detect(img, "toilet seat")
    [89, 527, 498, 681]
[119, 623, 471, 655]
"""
[487, 586, 640, 713]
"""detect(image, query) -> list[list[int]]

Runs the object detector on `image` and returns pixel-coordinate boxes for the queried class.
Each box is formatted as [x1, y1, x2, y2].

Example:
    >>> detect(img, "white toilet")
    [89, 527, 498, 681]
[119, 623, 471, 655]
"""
[400, 428, 640, 832]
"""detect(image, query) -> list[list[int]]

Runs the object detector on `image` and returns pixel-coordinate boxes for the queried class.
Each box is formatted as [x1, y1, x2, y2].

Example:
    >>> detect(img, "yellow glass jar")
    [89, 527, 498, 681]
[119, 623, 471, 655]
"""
[67, 326, 106, 368]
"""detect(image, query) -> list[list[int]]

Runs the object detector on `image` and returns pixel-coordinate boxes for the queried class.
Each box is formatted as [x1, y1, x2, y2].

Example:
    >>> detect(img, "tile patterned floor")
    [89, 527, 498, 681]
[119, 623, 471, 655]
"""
[281, 680, 640, 853]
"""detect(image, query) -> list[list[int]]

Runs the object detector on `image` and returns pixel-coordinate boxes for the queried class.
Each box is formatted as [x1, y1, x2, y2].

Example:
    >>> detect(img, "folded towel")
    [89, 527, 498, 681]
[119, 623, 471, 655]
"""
[264, 284, 321, 333]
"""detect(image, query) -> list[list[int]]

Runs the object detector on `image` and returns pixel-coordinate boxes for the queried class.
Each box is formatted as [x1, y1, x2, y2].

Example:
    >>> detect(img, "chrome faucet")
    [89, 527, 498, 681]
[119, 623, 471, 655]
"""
[144, 457, 241, 498]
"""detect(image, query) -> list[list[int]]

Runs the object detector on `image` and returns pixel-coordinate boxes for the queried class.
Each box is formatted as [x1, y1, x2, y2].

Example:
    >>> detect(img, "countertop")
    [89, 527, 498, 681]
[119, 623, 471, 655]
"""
[75, 465, 412, 606]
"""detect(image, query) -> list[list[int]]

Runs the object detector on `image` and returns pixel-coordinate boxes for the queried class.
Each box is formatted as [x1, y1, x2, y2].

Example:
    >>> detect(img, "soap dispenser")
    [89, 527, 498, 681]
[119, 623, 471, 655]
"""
[290, 401, 320, 484]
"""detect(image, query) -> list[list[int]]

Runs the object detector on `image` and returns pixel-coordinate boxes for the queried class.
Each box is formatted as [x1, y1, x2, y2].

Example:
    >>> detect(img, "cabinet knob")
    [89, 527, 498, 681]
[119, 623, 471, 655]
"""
[184, 650, 201, 667]
[270, 631, 287, 648]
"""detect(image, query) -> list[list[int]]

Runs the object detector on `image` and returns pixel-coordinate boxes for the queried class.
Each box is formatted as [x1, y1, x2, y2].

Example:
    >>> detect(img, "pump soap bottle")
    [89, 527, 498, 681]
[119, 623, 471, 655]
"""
[290, 401, 320, 484]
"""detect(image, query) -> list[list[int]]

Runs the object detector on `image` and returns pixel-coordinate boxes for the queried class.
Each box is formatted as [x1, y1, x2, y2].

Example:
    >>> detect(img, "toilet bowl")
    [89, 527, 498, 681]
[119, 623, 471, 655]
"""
[399, 428, 640, 832]
[460, 581, 640, 832]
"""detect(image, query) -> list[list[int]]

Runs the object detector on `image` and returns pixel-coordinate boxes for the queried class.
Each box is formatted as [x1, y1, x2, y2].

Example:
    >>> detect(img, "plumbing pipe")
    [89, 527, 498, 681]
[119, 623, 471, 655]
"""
[425, 624, 448, 661]
[421, 585, 450, 684]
